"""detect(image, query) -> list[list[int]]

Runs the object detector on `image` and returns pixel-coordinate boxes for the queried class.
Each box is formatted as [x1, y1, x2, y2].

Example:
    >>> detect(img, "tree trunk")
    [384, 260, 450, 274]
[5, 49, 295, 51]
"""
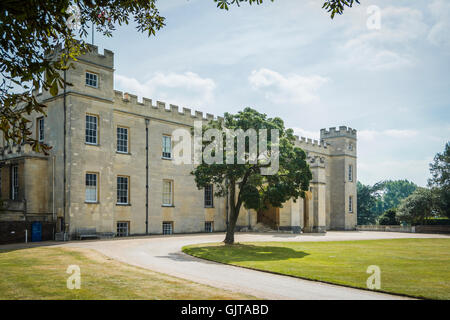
[224, 206, 239, 244]
[224, 182, 240, 245]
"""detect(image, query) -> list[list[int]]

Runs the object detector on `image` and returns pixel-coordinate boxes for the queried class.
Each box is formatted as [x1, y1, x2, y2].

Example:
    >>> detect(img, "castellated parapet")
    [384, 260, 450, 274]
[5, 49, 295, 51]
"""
[320, 126, 357, 140]
[115, 88, 333, 148]
[53, 43, 114, 69]
[114, 90, 226, 123]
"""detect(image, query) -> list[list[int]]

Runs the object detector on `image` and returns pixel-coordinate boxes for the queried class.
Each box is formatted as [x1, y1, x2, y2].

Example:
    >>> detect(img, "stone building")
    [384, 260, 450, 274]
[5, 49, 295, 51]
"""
[0, 46, 357, 238]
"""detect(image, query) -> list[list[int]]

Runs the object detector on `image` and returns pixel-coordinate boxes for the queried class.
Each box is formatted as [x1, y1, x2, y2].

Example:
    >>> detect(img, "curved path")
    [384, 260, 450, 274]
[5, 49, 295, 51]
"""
[61, 231, 449, 300]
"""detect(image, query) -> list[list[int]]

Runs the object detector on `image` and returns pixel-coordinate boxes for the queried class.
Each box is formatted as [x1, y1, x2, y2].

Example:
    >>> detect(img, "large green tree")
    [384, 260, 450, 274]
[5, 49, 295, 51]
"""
[373, 180, 418, 215]
[428, 142, 450, 217]
[0, 0, 359, 151]
[356, 181, 378, 225]
[378, 208, 398, 225]
[397, 188, 434, 225]
[357, 179, 418, 225]
[191, 108, 312, 244]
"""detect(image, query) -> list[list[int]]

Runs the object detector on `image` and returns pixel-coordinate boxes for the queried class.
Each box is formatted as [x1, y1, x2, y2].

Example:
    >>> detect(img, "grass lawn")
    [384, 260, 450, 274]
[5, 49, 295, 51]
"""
[183, 238, 450, 300]
[0, 246, 255, 300]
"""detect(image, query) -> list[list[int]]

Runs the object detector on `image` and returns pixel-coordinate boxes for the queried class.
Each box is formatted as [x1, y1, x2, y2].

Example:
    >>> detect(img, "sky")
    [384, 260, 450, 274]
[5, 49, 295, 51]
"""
[91, 0, 450, 187]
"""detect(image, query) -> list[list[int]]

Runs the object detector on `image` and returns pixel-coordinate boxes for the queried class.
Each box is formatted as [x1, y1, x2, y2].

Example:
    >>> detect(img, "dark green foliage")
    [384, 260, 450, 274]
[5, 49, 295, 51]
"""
[373, 180, 418, 215]
[397, 188, 434, 225]
[191, 108, 312, 244]
[356, 181, 378, 225]
[214, 0, 273, 10]
[378, 209, 398, 225]
[322, 0, 360, 19]
[428, 142, 450, 217]
[423, 218, 450, 226]
[357, 180, 417, 225]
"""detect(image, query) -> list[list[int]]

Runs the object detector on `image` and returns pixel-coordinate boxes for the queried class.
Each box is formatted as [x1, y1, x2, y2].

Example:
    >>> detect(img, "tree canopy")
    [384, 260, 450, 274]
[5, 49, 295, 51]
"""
[191, 108, 312, 244]
[356, 179, 417, 225]
[378, 208, 398, 226]
[373, 180, 418, 215]
[396, 188, 434, 225]
[356, 181, 378, 225]
[428, 142, 450, 217]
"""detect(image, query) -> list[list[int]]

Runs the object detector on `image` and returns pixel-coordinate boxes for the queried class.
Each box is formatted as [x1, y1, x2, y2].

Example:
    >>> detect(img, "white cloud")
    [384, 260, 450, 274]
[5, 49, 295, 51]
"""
[427, 0, 450, 48]
[115, 72, 216, 108]
[291, 127, 320, 140]
[248, 68, 329, 105]
[358, 129, 418, 141]
[339, 5, 428, 70]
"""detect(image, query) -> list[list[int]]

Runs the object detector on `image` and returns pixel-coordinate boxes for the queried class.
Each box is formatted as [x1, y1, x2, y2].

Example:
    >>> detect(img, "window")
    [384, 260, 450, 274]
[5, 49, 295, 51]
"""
[116, 222, 129, 237]
[348, 143, 353, 151]
[85, 114, 98, 145]
[204, 184, 213, 207]
[37, 117, 44, 142]
[205, 221, 214, 233]
[162, 135, 172, 159]
[117, 176, 129, 205]
[162, 180, 173, 206]
[11, 165, 18, 200]
[348, 164, 353, 182]
[117, 127, 128, 153]
[85, 72, 98, 88]
[85, 173, 98, 203]
[349, 195, 353, 213]
[162, 222, 173, 235]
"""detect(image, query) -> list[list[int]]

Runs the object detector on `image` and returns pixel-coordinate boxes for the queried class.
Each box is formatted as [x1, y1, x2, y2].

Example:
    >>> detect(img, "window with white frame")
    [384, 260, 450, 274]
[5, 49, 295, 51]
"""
[11, 165, 18, 200]
[116, 222, 129, 237]
[162, 222, 173, 235]
[349, 195, 353, 213]
[85, 72, 98, 88]
[204, 184, 213, 207]
[162, 180, 173, 206]
[348, 164, 353, 182]
[85, 114, 98, 145]
[117, 176, 129, 205]
[37, 117, 44, 142]
[117, 127, 128, 153]
[162, 135, 172, 159]
[205, 221, 214, 233]
[85, 173, 98, 203]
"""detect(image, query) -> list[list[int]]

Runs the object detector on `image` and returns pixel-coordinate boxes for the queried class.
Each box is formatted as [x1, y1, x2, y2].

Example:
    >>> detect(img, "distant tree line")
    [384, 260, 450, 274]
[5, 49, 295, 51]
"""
[357, 142, 450, 226]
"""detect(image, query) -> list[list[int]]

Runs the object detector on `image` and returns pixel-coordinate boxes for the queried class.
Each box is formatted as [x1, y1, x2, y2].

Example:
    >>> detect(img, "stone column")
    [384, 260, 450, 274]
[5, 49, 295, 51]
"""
[290, 197, 301, 233]
[308, 157, 327, 233]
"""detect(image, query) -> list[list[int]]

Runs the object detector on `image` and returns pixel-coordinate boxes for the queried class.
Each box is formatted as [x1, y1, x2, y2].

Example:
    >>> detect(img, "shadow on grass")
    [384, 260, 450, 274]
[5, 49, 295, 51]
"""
[185, 244, 309, 263]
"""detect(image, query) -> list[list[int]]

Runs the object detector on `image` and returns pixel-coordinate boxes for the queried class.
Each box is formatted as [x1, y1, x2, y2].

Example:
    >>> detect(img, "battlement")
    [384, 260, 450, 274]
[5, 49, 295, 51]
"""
[320, 126, 357, 140]
[113, 90, 224, 123]
[52, 42, 114, 69]
[293, 135, 328, 153]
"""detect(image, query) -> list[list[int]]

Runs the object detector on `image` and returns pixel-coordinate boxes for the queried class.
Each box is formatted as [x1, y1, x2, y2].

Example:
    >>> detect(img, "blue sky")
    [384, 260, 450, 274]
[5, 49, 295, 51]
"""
[91, 0, 450, 187]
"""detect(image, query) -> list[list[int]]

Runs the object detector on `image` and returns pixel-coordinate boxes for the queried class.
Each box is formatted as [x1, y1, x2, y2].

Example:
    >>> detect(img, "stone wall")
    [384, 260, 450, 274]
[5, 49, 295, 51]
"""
[357, 225, 450, 234]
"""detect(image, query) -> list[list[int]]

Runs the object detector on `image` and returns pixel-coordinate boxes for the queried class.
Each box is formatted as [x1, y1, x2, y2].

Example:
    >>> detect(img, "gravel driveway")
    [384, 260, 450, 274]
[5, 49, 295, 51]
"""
[56, 231, 449, 300]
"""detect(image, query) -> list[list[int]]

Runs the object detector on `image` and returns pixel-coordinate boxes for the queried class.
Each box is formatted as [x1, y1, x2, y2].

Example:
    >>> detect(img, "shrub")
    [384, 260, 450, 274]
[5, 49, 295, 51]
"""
[378, 209, 399, 225]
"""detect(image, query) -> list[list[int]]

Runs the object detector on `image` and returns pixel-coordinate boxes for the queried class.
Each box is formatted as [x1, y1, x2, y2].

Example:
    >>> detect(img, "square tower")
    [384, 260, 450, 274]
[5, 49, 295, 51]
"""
[320, 126, 357, 230]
